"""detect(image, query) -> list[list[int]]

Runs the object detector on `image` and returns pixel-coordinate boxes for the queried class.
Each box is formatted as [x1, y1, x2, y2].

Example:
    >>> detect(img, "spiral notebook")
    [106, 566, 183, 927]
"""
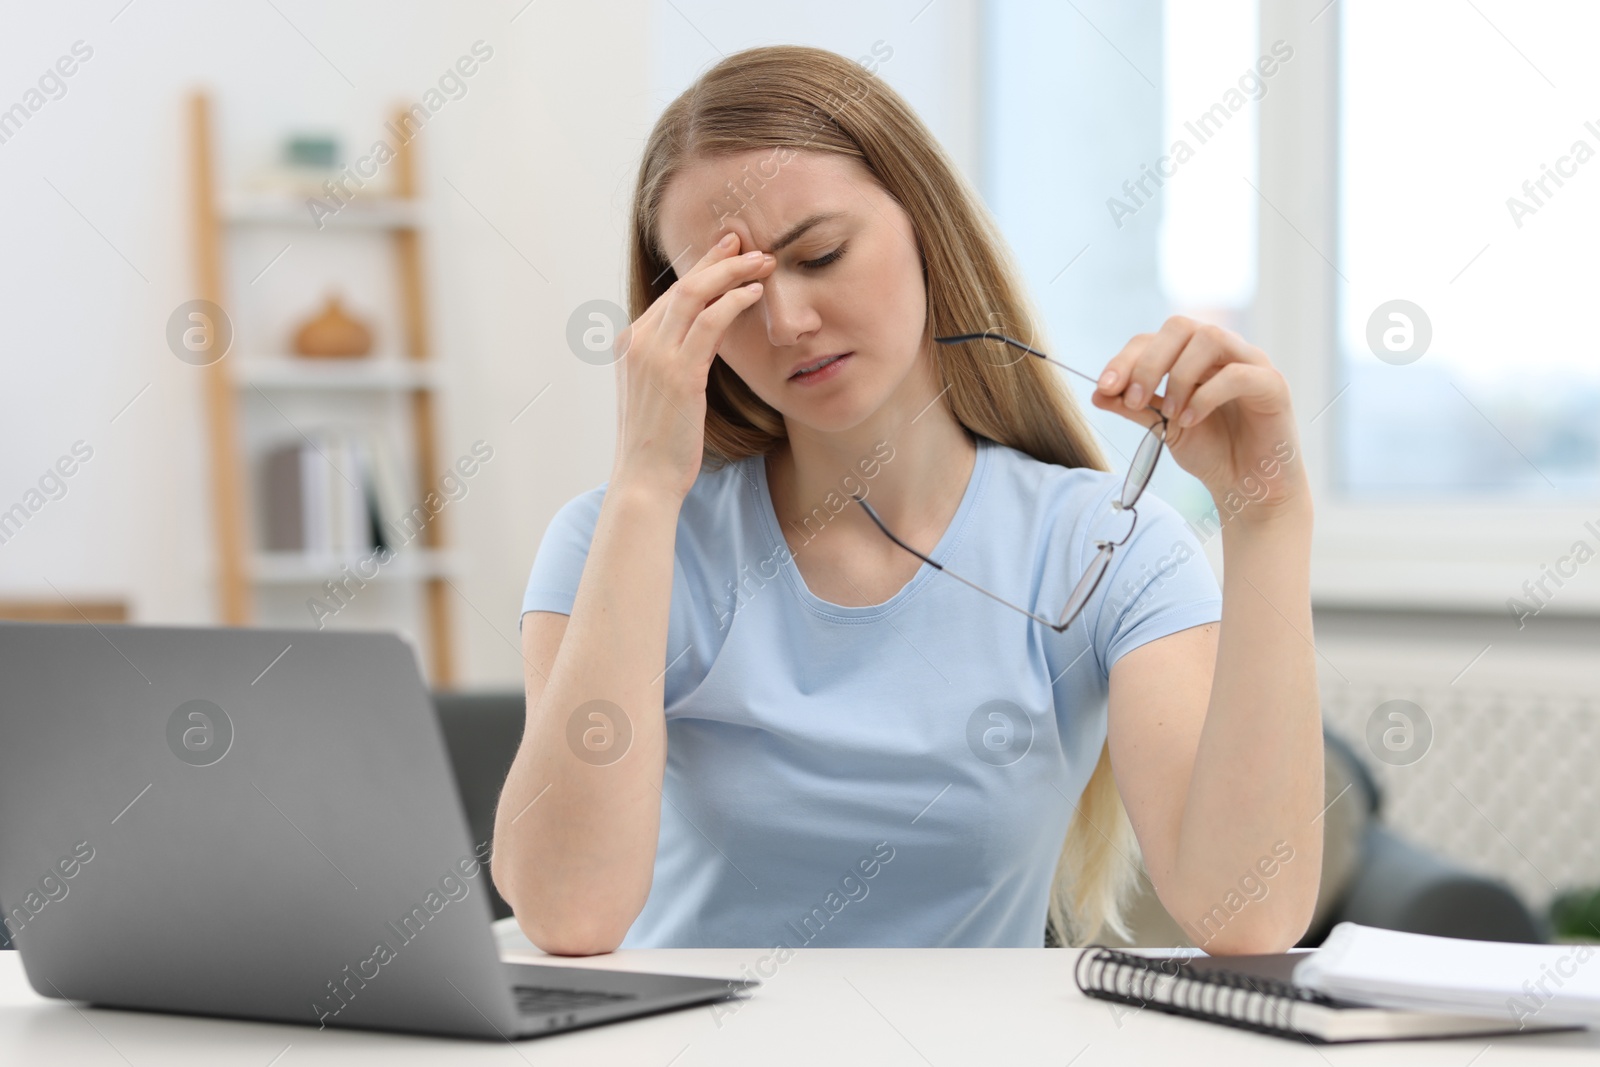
[1074, 942, 1586, 1045]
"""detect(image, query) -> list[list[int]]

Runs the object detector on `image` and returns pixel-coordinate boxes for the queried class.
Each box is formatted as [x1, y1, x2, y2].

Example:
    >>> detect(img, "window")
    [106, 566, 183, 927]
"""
[1337, 0, 1600, 496]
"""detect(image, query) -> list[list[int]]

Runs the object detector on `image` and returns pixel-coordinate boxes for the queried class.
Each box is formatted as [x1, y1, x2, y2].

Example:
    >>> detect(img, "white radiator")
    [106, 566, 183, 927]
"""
[1315, 627, 1600, 919]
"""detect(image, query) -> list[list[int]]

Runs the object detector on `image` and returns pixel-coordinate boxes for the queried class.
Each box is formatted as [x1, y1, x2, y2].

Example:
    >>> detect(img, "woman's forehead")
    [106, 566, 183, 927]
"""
[659, 150, 860, 256]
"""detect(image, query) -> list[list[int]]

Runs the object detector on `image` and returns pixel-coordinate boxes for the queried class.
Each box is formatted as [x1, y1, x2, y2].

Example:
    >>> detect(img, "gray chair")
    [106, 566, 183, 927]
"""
[433, 691, 525, 923]
[428, 691, 1547, 947]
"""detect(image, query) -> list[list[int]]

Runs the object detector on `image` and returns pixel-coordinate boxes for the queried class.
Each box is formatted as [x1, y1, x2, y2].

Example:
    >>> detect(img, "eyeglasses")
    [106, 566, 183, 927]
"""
[848, 330, 1168, 633]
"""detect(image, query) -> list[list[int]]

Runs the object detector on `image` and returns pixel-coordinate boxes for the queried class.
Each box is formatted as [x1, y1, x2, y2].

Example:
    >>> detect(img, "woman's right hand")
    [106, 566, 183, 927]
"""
[610, 231, 775, 503]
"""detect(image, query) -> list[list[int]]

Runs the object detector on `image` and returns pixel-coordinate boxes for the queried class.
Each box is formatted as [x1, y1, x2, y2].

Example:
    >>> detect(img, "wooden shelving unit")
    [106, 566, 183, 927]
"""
[231, 356, 442, 391]
[186, 90, 455, 686]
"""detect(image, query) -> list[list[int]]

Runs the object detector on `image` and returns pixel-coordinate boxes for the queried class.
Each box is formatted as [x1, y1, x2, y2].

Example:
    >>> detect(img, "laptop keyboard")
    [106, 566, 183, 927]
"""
[513, 984, 640, 1016]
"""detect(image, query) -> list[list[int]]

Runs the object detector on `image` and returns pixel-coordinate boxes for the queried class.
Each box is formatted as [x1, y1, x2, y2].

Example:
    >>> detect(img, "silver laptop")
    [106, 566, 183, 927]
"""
[0, 621, 755, 1039]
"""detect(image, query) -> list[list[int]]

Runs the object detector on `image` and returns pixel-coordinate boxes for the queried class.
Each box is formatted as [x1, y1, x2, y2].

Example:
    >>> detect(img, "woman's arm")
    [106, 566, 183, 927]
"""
[493, 482, 681, 956]
[494, 233, 770, 956]
[1106, 504, 1321, 955]
[1093, 316, 1323, 955]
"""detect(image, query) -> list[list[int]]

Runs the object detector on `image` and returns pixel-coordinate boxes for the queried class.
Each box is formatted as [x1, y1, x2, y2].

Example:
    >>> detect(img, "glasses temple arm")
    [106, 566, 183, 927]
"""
[849, 494, 1071, 632]
[934, 332, 1099, 387]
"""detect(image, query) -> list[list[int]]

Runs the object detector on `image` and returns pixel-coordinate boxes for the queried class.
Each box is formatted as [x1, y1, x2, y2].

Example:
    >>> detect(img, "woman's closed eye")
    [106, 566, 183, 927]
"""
[798, 244, 847, 270]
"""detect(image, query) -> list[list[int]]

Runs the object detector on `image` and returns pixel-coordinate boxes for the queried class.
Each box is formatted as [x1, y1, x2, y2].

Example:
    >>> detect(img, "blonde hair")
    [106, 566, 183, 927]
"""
[627, 44, 1141, 947]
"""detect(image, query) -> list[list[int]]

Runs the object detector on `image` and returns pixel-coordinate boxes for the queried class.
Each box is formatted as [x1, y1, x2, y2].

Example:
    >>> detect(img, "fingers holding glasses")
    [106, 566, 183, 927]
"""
[1090, 332, 1166, 434]
[1174, 360, 1289, 435]
[1155, 319, 1266, 424]
[1085, 317, 1305, 512]
[1093, 332, 1150, 409]
[1094, 316, 1267, 439]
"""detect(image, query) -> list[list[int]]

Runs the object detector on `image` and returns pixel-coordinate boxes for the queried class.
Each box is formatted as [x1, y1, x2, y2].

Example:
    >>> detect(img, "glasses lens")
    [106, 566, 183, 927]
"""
[1055, 543, 1113, 629]
[1119, 424, 1164, 509]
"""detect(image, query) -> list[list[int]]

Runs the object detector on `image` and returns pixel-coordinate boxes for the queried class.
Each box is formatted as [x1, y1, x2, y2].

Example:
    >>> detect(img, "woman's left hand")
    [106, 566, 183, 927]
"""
[1090, 315, 1311, 520]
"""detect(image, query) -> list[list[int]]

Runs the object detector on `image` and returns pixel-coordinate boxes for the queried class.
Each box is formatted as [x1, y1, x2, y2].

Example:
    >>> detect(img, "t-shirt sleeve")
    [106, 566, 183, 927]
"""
[520, 485, 608, 621]
[1088, 484, 1223, 674]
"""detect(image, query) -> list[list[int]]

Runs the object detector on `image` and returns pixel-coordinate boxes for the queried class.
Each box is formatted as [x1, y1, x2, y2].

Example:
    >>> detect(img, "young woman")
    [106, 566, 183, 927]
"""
[494, 45, 1323, 956]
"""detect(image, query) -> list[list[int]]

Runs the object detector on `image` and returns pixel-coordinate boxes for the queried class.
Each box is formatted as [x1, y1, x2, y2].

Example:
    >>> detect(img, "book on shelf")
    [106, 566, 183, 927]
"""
[1074, 921, 1596, 1045]
[259, 429, 408, 560]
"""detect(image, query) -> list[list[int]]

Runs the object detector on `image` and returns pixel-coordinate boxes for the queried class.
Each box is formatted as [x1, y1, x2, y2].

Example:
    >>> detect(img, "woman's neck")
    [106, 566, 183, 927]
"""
[766, 407, 977, 554]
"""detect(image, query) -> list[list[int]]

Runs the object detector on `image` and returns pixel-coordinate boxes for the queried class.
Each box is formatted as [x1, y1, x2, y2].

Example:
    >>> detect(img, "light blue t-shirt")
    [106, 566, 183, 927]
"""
[520, 432, 1222, 948]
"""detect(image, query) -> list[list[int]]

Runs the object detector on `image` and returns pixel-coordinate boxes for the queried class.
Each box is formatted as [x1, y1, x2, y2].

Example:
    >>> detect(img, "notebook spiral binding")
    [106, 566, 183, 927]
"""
[1073, 944, 1342, 1044]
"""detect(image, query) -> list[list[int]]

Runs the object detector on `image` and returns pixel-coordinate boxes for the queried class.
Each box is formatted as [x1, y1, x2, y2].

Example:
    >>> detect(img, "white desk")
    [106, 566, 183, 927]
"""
[0, 922, 1594, 1065]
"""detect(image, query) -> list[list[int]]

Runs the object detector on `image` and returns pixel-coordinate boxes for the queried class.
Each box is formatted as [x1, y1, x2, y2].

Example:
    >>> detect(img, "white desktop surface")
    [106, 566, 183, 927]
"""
[0, 921, 1593, 1065]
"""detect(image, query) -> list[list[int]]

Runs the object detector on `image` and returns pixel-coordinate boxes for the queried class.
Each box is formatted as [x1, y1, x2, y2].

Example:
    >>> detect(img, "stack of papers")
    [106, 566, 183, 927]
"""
[1294, 923, 1600, 1029]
